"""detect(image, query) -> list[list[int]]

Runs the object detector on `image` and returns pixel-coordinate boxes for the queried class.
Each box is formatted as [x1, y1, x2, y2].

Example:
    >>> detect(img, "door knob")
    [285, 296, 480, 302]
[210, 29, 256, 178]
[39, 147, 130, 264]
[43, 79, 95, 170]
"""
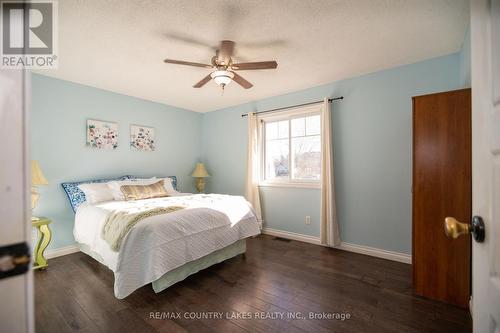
[444, 216, 485, 243]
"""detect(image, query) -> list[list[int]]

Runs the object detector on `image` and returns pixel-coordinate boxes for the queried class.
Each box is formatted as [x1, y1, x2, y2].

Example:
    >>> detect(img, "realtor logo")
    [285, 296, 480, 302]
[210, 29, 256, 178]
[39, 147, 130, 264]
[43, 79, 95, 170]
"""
[1, 0, 58, 68]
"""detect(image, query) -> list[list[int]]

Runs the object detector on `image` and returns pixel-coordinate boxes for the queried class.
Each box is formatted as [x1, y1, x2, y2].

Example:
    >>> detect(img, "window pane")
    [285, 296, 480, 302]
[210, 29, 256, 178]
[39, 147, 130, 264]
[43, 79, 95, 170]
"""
[291, 117, 305, 137]
[292, 135, 321, 180]
[266, 139, 289, 179]
[266, 121, 278, 140]
[278, 120, 289, 139]
[306, 115, 320, 136]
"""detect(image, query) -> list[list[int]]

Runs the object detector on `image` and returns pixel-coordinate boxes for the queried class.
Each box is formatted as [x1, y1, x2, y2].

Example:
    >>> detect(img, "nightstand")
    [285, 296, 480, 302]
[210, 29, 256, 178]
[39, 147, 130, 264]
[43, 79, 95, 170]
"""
[32, 217, 52, 270]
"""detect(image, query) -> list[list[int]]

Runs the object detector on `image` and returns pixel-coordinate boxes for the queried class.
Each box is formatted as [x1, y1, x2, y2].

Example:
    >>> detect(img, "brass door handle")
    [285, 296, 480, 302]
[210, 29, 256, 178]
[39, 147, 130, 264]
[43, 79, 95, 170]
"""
[0, 255, 30, 272]
[444, 216, 485, 242]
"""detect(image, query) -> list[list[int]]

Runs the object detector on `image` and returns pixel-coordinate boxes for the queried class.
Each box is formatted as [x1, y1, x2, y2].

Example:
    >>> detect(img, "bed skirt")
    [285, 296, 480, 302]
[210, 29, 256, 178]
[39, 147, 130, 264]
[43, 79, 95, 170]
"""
[78, 239, 247, 296]
[152, 239, 246, 294]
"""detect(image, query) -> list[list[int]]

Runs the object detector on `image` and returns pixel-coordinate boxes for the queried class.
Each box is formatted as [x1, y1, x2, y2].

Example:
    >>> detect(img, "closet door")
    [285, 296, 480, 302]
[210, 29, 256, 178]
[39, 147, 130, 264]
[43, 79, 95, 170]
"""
[412, 89, 471, 307]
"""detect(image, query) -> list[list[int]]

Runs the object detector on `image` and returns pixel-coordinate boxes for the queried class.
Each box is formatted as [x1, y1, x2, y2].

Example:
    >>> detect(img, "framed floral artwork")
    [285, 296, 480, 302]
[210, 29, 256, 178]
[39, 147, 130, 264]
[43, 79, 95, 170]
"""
[86, 119, 118, 149]
[130, 125, 155, 151]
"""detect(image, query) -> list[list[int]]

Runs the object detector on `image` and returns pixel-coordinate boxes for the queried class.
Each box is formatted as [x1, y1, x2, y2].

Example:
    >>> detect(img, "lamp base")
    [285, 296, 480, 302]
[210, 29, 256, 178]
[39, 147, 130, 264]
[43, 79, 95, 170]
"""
[195, 178, 206, 193]
[31, 186, 39, 210]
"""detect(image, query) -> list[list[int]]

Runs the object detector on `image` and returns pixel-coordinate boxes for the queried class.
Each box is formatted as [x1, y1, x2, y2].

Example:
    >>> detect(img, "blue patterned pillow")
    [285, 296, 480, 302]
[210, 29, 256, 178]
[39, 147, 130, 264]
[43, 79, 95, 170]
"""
[61, 176, 130, 213]
[126, 176, 178, 191]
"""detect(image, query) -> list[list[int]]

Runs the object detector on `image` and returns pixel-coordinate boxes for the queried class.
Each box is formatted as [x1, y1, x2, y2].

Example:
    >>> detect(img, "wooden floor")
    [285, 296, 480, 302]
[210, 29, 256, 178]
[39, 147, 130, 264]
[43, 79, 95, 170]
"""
[35, 235, 471, 333]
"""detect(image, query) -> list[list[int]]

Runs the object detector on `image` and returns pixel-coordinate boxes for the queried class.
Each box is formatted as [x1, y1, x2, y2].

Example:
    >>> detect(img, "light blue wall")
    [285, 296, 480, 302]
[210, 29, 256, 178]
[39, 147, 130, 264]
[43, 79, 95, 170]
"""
[33, 52, 466, 255]
[31, 74, 202, 250]
[459, 26, 471, 87]
[201, 53, 462, 254]
[260, 188, 321, 236]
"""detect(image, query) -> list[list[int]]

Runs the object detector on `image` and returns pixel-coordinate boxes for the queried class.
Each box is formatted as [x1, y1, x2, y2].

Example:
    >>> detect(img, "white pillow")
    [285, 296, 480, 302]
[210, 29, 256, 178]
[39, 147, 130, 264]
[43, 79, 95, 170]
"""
[157, 177, 178, 194]
[107, 177, 158, 201]
[78, 183, 114, 204]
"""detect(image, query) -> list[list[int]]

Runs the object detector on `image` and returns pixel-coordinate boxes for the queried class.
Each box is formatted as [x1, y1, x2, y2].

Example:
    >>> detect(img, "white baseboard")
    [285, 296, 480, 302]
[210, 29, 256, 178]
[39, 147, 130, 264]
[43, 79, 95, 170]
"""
[45, 244, 80, 259]
[337, 242, 411, 264]
[44, 231, 412, 265]
[262, 227, 321, 245]
[261, 227, 411, 264]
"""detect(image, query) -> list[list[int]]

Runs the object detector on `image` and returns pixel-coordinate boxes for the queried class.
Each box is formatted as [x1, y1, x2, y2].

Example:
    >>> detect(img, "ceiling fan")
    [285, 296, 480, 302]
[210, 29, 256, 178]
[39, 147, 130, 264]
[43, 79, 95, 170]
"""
[163, 40, 278, 90]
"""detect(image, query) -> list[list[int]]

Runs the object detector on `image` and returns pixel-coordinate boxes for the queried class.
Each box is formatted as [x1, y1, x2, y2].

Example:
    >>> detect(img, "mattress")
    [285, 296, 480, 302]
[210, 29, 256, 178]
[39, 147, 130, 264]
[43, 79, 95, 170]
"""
[73, 193, 260, 298]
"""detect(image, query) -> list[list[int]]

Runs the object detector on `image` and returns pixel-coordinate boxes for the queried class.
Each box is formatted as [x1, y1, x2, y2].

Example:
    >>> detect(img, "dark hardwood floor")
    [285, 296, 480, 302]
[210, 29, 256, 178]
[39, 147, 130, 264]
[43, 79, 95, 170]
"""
[35, 235, 472, 333]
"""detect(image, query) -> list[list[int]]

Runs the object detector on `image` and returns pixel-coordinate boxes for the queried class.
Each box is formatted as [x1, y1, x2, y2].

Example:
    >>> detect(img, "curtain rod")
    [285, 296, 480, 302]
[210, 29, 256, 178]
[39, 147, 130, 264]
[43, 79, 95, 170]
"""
[241, 96, 343, 118]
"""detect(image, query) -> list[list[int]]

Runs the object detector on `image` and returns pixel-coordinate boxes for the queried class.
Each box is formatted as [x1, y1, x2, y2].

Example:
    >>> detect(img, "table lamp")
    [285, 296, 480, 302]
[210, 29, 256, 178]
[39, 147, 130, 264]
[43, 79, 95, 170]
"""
[191, 163, 209, 193]
[31, 160, 48, 221]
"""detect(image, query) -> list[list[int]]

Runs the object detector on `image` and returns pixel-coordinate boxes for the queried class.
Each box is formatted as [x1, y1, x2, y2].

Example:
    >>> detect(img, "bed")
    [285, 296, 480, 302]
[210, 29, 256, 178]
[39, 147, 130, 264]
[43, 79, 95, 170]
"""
[63, 176, 261, 299]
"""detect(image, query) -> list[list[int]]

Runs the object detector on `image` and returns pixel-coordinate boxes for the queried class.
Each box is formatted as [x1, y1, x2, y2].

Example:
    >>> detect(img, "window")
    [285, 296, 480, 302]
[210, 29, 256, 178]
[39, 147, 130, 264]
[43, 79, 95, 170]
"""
[261, 106, 322, 187]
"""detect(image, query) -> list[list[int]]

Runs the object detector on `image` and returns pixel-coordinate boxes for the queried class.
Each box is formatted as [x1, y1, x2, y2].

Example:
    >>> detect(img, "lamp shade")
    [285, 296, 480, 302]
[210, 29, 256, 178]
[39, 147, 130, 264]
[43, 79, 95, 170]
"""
[191, 163, 209, 178]
[31, 160, 48, 186]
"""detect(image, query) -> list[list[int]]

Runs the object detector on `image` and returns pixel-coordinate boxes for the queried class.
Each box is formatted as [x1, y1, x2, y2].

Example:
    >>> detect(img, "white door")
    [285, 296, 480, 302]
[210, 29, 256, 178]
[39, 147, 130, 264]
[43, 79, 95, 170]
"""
[0, 69, 33, 332]
[471, 0, 500, 331]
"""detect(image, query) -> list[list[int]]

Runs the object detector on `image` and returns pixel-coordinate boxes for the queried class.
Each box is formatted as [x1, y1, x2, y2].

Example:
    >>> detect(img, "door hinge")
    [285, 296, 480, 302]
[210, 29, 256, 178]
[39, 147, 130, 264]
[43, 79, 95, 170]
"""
[0, 242, 30, 279]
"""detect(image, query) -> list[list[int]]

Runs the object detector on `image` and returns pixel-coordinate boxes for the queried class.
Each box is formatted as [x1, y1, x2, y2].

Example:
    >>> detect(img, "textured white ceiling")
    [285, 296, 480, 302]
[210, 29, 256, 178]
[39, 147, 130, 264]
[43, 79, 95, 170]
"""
[34, 0, 469, 112]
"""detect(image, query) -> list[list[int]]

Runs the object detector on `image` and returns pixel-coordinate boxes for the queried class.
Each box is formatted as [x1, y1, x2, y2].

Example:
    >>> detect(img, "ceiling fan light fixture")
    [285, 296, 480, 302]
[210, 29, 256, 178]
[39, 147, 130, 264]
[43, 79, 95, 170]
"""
[211, 70, 234, 86]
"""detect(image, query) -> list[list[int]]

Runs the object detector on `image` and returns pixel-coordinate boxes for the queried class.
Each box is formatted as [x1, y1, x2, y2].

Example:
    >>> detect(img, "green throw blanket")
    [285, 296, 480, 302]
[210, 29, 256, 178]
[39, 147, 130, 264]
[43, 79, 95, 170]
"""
[102, 206, 185, 251]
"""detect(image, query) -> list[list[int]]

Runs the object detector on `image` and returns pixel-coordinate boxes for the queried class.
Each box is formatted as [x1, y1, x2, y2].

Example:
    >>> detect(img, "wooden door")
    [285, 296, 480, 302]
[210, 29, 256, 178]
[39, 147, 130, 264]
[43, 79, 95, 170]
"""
[412, 88, 471, 307]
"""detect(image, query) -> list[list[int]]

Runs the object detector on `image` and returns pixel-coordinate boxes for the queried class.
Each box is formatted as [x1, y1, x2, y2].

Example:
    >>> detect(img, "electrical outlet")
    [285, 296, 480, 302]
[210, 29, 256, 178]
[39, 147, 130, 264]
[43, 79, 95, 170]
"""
[305, 216, 311, 225]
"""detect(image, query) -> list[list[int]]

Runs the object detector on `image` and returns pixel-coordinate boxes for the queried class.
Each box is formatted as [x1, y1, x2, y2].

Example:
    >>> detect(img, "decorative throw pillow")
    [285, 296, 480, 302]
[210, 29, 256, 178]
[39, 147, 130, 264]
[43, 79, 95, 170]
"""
[62, 176, 130, 212]
[78, 183, 114, 204]
[120, 180, 169, 201]
[157, 177, 178, 194]
[126, 175, 178, 191]
[107, 177, 159, 201]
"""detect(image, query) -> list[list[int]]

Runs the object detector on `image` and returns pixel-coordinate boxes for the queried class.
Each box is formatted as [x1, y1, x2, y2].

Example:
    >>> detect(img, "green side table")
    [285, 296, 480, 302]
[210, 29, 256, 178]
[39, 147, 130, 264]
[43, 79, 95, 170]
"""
[32, 217, 52, 270]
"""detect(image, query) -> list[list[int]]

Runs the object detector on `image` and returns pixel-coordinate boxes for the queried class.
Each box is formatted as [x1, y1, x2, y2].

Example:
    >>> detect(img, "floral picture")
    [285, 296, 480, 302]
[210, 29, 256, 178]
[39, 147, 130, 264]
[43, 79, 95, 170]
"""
[86, 119, 118, 149]
[130, 125, 155, 151]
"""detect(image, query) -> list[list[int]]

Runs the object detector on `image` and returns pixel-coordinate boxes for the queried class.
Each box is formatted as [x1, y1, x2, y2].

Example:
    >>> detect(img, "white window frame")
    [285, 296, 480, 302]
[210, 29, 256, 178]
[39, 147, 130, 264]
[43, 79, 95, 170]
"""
[258, 103, 322, 189]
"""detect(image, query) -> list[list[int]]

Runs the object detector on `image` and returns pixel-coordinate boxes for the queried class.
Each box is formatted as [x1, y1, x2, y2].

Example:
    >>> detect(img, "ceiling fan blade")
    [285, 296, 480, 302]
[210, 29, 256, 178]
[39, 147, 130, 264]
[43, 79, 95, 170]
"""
[232, 61, 278, 70]
[193, 74, 213, 88]
[163, 32, 214, 49]
[164, 59, 212, 69]
[232, 72, 253, 89]
[217, 40, 235, 65]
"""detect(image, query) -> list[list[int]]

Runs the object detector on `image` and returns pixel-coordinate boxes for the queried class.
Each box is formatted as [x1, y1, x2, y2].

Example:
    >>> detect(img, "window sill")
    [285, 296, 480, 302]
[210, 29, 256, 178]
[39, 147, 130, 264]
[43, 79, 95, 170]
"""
[258, 182, 321, 189]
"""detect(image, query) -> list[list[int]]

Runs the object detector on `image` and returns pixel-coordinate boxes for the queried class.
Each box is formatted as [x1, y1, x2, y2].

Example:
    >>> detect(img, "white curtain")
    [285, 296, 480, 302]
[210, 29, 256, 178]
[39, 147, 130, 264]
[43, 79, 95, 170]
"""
[320, 98, 341, 246]
[245, 112, 262, 224]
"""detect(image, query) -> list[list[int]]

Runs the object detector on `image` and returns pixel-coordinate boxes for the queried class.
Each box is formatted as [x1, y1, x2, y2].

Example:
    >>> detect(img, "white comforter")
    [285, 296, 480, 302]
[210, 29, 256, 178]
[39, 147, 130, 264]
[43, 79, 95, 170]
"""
[74, 193, 261, 298]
